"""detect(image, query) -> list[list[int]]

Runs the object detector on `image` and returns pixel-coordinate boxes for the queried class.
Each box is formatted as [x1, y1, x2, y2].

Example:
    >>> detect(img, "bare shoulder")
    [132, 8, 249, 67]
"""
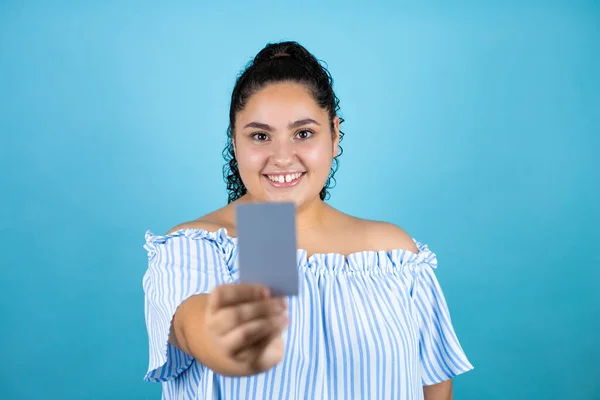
[166, 207, 235, 235]
[166, 220, 224, 235]
[360, 219, 419, 254]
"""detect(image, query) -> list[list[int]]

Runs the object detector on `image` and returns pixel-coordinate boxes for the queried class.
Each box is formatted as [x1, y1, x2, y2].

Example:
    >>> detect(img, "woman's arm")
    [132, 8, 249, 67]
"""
[424, 379, 452, 400]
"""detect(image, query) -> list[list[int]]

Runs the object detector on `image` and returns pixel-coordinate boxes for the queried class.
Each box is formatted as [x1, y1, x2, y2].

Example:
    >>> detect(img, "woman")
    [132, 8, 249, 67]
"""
[143, 41, 473, 399]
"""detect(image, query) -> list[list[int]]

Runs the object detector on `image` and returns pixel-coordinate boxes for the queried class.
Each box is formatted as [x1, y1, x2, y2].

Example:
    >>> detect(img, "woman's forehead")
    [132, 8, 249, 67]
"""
[239, 83, 327, 122]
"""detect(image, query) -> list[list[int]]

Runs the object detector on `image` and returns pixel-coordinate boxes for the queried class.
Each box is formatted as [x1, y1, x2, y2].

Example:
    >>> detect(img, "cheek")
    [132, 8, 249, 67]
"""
[237, 147, 268, 171]
[299, 143, 333, 172]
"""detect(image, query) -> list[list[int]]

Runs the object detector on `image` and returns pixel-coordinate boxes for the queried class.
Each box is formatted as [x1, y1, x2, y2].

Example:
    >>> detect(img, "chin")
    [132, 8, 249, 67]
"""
[263, 193, 303, 205]
[247, 176, 324, 206]
[252, 189, 304, 206]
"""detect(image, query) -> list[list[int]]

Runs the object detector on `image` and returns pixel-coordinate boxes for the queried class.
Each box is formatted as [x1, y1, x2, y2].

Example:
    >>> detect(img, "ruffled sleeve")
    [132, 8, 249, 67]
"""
[141, 228, 234, 382]
[410, 241, 474, 385]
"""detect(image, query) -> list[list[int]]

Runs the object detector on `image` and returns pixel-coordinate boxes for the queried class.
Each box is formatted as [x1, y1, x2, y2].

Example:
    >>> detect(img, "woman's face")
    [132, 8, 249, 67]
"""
[234, 82, 339, 207]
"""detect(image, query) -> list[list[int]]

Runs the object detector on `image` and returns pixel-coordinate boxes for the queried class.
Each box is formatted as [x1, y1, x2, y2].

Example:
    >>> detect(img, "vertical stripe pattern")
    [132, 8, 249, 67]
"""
[142, 228, 473, 399]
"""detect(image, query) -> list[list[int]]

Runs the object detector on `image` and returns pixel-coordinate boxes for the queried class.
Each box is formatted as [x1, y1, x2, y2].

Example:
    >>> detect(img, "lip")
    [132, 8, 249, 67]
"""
[263, 172, 305, 188]
[264, 171, 304, 175]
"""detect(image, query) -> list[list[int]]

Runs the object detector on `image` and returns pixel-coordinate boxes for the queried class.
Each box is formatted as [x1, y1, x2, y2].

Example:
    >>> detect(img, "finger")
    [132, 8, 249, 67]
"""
[224, 314, 289, 356]
[208, 284, 269, 311]
[234, 325, 287, 368]
[218, 297, 287, 334]
[253, 332, 286, 371]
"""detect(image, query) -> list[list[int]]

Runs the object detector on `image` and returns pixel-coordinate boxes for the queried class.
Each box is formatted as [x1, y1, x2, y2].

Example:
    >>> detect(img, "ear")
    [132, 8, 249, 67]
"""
[232, 136, 237, 156]
[332, 116, 340, 158]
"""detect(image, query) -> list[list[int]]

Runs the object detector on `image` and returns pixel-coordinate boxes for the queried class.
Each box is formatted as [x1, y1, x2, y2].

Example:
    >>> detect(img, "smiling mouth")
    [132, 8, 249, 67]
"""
[263, 172, 306, 189]
[265, 172, 304, 183]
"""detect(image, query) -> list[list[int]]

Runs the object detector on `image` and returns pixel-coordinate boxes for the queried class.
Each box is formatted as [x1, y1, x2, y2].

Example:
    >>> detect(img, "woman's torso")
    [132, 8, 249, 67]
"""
[159, 203, 433, 399]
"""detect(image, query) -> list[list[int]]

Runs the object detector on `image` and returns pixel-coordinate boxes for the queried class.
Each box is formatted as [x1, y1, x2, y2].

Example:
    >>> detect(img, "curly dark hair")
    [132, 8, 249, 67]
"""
[222, 41, 345, 204]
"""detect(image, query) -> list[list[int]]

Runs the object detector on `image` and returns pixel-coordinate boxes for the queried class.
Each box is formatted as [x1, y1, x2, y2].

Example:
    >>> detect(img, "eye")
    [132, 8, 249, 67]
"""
[251, 132, 269, 141]
[296, 129, 314, 140]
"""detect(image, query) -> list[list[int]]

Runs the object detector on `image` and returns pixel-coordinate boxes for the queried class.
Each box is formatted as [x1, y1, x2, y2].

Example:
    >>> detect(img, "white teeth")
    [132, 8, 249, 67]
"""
[267, 172, 303, 183]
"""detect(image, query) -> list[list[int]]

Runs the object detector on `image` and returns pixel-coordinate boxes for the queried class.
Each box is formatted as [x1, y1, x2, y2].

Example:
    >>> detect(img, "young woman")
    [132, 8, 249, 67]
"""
[143, 41, 473, 399]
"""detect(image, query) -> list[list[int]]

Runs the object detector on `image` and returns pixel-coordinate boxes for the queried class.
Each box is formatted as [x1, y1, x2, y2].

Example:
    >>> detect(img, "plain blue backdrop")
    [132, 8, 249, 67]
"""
[1, 1, 599, 399]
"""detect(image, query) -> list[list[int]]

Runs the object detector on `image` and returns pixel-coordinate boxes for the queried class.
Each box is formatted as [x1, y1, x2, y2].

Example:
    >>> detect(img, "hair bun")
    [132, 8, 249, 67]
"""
[270, 52, 291, 59]
[252, 41, 304, 65]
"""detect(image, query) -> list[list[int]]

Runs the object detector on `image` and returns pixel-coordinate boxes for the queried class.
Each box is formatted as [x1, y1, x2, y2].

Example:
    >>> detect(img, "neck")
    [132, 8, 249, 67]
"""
[295, 197, 330, 232]
[235, 194, 330, 232]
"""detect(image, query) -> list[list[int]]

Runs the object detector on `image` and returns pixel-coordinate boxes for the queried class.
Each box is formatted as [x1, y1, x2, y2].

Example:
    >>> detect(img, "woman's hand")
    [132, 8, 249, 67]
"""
[200, 283, 289, 376]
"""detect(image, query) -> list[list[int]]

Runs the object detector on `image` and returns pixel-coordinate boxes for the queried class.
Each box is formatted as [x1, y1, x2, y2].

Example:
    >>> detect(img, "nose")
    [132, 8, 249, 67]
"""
[270, 139, 296, 167]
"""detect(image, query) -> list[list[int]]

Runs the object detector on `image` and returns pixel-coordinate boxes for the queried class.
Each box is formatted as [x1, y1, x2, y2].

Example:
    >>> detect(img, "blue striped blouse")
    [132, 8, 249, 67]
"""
[142, 227, 473, 399]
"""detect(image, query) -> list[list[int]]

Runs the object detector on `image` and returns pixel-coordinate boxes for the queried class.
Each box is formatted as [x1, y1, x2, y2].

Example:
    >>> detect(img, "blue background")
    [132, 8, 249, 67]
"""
[1, 1, 599, 399]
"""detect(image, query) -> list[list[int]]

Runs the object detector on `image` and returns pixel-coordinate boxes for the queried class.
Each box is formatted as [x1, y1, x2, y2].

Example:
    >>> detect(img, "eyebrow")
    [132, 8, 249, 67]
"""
[243, 118, 320, 131]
